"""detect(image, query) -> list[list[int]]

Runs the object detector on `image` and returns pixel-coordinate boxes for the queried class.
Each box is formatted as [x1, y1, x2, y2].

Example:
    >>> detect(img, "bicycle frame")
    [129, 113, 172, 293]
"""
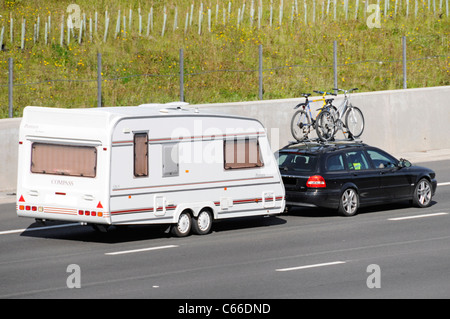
[296, 91, 335, 121]
[291, 91, 336, 142]
[331, 88, 358, 121]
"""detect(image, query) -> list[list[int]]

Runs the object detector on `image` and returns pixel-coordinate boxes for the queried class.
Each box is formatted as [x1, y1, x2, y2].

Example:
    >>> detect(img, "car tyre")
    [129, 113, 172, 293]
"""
[192, 209, 213, 235]
[338, 188, 359, 217]
[413, 178, 432, 208]
[171, 211, 192, 237]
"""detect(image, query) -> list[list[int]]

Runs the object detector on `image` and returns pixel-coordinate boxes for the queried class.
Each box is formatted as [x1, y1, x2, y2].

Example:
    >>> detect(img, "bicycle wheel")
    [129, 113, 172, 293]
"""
[345, 106, 365, 138]
[290, 109, 311, 141]
[315, 110, 336, 142]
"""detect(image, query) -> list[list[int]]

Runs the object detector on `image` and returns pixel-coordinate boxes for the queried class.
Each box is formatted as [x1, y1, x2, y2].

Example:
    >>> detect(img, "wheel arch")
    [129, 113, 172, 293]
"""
[173, 202, 217, 223]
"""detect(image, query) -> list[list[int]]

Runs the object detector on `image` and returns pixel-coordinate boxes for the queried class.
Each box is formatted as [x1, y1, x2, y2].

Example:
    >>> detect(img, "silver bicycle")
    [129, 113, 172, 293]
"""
[315, 88, 365, 142]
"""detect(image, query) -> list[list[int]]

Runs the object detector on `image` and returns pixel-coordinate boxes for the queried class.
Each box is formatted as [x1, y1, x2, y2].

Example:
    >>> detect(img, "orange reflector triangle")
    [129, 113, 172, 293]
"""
[97, 201, 103, 209]
[19, 195, 25, 202]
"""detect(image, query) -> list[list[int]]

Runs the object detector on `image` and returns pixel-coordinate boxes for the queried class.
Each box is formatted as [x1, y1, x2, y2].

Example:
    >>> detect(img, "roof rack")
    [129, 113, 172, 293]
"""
[284, 137, 364, 150]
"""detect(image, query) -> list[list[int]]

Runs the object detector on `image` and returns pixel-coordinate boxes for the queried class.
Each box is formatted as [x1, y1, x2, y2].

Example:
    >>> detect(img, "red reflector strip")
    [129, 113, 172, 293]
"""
[55, 192, 66, 196]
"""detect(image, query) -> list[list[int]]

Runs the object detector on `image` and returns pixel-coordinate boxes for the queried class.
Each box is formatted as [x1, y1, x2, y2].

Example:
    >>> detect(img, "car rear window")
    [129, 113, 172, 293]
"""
[278, 152, 318, 173]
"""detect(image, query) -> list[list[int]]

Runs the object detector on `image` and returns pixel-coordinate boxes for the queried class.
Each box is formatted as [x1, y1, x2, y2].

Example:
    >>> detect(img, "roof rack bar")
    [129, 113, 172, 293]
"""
[283, 137, 364, 149]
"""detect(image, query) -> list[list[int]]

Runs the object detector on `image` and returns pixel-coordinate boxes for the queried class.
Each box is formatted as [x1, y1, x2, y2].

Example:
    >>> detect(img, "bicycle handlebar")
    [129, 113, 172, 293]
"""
[313, 90, 337, 96]
[333, 88, 359, 93]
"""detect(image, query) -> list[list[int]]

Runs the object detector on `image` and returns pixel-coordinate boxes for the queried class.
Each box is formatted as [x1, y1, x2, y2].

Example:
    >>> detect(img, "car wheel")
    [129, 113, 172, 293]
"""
[171, 211, 192, 237]
[338, 188, 359, 216]
[192, 209, 213, 235]
[413, 178, 432, 208]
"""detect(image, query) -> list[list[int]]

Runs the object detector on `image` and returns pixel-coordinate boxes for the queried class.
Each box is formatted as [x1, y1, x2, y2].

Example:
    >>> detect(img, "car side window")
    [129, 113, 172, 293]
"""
[326, 154, 345, 171]
[367, 149, 398, 169]
[345, 150, 370, 170]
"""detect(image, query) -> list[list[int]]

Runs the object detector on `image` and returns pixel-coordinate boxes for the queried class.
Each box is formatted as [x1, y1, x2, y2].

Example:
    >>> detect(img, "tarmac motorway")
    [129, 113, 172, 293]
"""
[1, 159, 450, 299]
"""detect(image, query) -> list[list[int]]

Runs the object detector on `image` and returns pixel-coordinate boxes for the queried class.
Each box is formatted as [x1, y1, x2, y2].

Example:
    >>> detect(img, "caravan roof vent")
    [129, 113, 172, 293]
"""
[165, 102, 189, 109]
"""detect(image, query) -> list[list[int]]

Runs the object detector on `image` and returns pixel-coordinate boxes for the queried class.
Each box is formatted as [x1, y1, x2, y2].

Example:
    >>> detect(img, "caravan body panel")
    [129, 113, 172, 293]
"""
[17, 105, 285, 232]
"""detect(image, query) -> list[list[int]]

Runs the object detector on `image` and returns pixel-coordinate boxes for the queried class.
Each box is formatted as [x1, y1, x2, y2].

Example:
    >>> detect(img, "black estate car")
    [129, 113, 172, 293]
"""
[277, 141, 437, 216]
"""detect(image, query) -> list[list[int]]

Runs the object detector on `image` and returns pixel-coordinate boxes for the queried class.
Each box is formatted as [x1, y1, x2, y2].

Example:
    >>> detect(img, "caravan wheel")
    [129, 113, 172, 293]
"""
[171, 211, 192, 237]
[192, 209, 213, 235]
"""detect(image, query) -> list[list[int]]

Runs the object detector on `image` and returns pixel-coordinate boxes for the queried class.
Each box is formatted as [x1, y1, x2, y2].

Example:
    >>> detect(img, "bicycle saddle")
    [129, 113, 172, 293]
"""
[301, 93, 311, 97]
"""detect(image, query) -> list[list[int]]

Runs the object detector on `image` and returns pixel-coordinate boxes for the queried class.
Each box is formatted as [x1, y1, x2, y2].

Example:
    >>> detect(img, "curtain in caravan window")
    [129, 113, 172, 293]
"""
[134, 133, 148, 177]
[31, 143, 97, 178]
[224, 138, 263, 169]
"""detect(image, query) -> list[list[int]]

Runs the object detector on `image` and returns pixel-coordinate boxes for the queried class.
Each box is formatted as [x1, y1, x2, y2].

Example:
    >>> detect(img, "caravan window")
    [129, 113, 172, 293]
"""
[162, 143, 179, 177]
[134, 133, 148, 177]
[224, 138, 263, 170]
[31, 143, 97, 178]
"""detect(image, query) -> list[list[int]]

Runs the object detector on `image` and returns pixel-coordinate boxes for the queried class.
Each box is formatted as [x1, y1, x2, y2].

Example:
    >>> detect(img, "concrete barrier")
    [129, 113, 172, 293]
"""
[1, 85, 449, 192]
[0, 118, 21, 192]
[198, 85, 450, 155]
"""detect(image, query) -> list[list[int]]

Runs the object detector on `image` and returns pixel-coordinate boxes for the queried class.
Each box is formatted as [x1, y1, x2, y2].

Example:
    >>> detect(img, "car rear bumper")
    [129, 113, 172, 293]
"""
[285, 189, 340, 209]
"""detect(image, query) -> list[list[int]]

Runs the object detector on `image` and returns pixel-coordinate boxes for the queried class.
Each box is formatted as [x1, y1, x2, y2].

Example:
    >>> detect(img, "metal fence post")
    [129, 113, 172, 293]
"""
[8, 57, 13, 118]
[258, 44, 263, 100]
[333, 40, 338, 93]
[402, 36, 407, 90]
[180, 48, 184, 102]
[97, 52, 102, 107]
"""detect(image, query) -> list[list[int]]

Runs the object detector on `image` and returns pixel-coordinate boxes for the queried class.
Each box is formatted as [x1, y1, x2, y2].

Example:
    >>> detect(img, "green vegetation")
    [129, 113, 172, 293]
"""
[0, 0, 449, 117]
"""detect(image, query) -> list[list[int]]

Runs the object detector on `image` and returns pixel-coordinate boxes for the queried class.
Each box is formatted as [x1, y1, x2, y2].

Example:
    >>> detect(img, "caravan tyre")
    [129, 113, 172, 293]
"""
[171, 211, 192, 237]
[192, 209, 213, 235]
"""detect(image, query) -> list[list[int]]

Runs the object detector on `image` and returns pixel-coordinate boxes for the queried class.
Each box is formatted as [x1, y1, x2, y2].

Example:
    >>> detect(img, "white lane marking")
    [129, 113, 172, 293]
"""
[438, 182, 450, 186]
[105, 245, 179, 256]
[388, 212, 448, 221]
[276, 261, 346, 272]
[0, 223, 80, 235]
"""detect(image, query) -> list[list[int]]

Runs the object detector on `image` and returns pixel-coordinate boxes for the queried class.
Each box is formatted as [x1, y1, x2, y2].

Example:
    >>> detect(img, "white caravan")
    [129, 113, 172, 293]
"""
[17, 104, 285, 236]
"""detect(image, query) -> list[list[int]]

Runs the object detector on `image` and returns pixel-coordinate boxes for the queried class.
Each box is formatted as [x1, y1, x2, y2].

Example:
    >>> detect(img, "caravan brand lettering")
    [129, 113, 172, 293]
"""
[51, 179, 74, 187]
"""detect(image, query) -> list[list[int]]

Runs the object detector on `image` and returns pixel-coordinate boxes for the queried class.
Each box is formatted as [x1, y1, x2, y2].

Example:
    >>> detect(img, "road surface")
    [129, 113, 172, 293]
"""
[1, 160, 450, 300]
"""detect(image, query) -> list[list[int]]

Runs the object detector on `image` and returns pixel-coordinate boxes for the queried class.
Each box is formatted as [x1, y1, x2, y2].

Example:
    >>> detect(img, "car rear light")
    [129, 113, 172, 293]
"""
[307, 175, 326, 188]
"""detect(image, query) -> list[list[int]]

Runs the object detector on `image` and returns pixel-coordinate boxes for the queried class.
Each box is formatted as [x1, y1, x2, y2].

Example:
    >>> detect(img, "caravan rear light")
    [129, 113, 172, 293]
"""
[26, 206, 31, 211]
[32, 206, 37, 211]
[306, 175, 327, 188]
[98, 212, 103, 217]
[78, 210, 84, 215]
[19, 205, 25, 210]
[91, 211, 96, 216]
[85, 211, 90, 216]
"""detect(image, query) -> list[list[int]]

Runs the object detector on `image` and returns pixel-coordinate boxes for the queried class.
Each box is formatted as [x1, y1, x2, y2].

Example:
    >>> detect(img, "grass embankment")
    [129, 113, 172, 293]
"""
[0, 0, 449, 117]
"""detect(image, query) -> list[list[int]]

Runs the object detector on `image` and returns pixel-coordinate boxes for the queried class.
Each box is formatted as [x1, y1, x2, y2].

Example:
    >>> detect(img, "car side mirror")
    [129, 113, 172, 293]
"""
[398, 158, 412, 168]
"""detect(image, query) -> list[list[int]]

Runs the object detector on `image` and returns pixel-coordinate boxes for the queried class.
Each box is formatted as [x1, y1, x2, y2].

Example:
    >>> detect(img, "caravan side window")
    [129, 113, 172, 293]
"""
[134, 133, 148, 177]
[162, 143, 179, 177]
[224, 138, 264, 170]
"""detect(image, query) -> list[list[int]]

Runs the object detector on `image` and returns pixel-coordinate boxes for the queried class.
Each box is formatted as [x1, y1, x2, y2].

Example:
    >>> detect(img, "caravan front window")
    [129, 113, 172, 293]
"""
[31, 143, 97, 178]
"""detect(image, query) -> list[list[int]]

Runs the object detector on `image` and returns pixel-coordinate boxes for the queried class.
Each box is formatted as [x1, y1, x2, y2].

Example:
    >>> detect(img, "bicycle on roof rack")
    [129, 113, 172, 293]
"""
[290, 90, 336, 142]
[315, 88, 365, 142]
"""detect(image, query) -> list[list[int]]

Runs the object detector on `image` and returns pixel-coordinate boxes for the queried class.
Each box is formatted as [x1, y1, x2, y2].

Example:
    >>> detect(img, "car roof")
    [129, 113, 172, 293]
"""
[279, 140, 368, 155]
